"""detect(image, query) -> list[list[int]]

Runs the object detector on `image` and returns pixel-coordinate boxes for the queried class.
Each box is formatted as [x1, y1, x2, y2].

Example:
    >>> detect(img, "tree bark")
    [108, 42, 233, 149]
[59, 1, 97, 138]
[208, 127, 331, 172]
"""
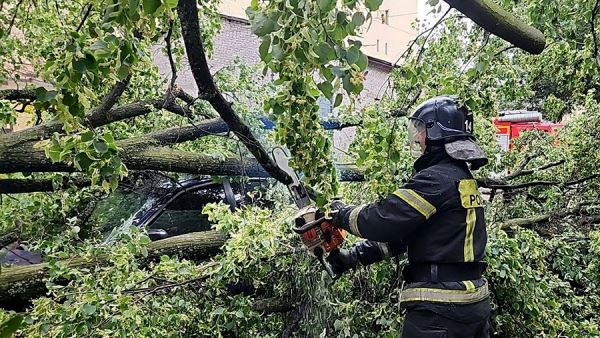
[0, 159, 364, 194]
[0, 231, 227, 309]
[251, 297, 295, 313]
[444, 0, 546, 54]
[0, 177, 91, 194]
[0, 89, 36, 101]
[0, 115, 365, 185]
[177, 0, 293, 185]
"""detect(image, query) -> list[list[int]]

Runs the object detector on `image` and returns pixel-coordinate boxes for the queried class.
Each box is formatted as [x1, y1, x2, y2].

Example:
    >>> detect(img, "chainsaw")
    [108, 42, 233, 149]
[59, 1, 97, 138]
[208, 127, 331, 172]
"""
[272, 147, 346, 279]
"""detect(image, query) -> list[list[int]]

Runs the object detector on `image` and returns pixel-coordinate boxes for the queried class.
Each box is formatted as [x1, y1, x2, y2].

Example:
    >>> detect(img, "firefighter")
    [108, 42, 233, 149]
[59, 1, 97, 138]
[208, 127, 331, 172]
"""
[328, 96, 490, 338]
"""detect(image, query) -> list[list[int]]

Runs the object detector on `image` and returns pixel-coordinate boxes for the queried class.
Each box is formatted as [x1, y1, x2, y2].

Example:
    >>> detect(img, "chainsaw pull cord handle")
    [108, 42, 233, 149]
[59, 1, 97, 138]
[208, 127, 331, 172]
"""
[292, 215, 327, 234]
[292, 202, 343, 234]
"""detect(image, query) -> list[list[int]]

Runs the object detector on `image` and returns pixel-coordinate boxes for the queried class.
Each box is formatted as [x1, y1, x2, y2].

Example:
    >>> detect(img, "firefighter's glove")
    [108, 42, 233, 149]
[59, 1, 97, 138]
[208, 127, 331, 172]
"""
[327, 248, 358, 276]
[328, 199, 352, 229]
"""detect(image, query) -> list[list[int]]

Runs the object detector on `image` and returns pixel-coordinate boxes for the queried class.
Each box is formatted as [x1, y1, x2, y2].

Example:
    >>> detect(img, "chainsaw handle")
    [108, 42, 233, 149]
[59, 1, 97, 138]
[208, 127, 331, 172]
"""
[292, 216, 327, 234]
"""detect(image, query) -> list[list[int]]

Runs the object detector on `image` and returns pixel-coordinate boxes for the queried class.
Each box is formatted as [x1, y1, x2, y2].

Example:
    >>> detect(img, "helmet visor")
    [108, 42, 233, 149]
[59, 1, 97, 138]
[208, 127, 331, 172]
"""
[407, 119, 426, 158]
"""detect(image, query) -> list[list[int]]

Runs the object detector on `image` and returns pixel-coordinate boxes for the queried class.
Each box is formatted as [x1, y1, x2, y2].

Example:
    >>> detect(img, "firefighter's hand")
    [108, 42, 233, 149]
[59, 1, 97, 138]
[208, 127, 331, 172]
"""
[328, 199, 349, 226]
[327, 248, 358, 276]
[315, 199, 347, 223]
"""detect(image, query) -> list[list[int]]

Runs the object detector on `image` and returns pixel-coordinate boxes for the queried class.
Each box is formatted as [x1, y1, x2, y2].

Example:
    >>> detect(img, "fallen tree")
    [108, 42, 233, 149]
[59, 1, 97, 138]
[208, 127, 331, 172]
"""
[444, 0, 546, 54]
[0, 230, 227, 309]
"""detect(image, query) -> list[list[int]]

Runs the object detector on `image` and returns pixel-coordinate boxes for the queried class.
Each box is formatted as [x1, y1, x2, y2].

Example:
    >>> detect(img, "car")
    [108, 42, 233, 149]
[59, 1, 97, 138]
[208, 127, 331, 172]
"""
[96, 175, 271, 241]
[1, 175, 272, 266]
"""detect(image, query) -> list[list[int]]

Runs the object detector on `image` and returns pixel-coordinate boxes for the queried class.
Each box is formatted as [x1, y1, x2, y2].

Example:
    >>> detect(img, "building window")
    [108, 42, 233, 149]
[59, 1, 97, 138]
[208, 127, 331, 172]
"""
[381, 10, 389, 25]
[376, 39, 379, 52]
[385, 42, 388, 55]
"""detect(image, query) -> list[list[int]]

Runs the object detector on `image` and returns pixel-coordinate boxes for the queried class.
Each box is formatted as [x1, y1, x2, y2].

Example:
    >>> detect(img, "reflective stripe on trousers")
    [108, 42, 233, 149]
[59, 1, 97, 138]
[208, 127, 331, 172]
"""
[400, 282, 489, 304]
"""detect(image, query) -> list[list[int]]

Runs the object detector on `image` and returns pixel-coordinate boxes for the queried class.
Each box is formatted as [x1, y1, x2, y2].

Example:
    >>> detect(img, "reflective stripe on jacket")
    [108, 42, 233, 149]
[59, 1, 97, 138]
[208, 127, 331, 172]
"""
[337, 149, 488, 304]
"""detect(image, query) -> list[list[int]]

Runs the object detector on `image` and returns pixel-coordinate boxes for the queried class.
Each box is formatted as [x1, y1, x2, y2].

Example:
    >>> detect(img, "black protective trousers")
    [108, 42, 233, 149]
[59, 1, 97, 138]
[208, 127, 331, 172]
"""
[401, 310, 490, 338]
[400, 300, 491, 338]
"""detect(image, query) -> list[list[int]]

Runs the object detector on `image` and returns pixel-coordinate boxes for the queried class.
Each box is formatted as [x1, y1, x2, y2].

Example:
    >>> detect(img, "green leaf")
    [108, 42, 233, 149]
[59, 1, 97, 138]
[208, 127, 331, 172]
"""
[35, 87, 57, 102]
[164, 0, 178, 8]
[355, 51, 368, 71]
[346, 46, 360, 65]
[94, 140, 108, 154]
[75, 153, 94, 170]
[351, 12, 365, 26]
[271, 44, 284, 60]
[142, 0, 161, 15]
[365, 0, 383, 11]
[318, 81, 334, 99]
[342, 74, 355, 93]
[316, 42, 336, 62]
[333, 93, 343, 108]
[82, 304, 96, 315]
[0, 314, 23, 338]
[72, 59, 87, 74]
[331, 66, 344, 78]
[251, 13, 276, 37]
[259, 36, 271, 61]
[90, 40, 110, 56]
[80, 131, 94, 142]
[318, 0, 335, 12]
[117, 65, 130, 80]
[47, 144, 62, 162]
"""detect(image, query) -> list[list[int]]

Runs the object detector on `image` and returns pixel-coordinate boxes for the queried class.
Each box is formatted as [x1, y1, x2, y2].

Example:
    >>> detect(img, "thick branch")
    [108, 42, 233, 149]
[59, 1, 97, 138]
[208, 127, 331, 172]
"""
[0, 135, 364, 183]
[1, 98, 197, 146]
[0, 231, 227, 309]
[481, 172, 598, 191]
[177, 0, 293, 185]
[0, 230, 19, 248]
[252, 297, 294, 313]
[85, 77, 131, 126]
[498, 203, 595, 229]
[444, 0, 546, 54]
[0, 177, 90, 194]
[124, 118, 229, 146]
[0, 89, 36, 101]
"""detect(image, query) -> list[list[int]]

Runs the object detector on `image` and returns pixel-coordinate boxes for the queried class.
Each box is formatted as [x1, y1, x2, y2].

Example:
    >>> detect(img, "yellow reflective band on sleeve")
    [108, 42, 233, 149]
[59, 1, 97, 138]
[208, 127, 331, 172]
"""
[348, 205, 366, 237]
[392, 189, 437, 219]
[463, 281, 475, 291]
[400, 283, 489, 304]
[464, 208, 476, 262]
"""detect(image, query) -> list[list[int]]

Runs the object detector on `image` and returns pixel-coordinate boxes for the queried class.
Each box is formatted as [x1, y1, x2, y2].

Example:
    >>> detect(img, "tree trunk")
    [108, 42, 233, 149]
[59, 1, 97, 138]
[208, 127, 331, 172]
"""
[0, 231, 227, 309]
[444, 0, 546, 54]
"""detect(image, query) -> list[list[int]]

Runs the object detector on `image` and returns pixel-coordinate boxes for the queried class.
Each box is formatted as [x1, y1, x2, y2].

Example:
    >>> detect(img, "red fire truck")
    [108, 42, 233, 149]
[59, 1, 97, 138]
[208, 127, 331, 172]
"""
[493, 110, 563, 150]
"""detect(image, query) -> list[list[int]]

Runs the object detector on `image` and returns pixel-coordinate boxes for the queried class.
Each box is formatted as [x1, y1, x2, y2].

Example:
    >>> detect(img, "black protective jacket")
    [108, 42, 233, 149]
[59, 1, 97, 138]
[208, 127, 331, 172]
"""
[336, 149, 489, 310]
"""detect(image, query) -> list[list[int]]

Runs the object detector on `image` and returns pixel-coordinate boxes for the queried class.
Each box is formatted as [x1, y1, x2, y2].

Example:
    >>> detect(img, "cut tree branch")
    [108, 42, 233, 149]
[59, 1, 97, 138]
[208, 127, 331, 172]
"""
[177, 0, 293, 185]
[0, 230, 228, 309]
[0, 88, 36, 101]
[0, 177, 91, 194]
[443, 0, 546, 54]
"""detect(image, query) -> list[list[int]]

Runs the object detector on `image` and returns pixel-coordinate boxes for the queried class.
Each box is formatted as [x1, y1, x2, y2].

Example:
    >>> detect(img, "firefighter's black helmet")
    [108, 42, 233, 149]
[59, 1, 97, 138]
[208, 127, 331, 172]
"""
[409, 96, 474, 142]
[408, 96, 488, 170]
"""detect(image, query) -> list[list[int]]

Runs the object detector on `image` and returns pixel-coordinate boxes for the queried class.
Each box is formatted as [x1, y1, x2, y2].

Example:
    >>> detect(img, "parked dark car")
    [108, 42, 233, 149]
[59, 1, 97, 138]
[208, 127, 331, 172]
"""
[1, 176, 271, 266]
[97, 176, 270, 241]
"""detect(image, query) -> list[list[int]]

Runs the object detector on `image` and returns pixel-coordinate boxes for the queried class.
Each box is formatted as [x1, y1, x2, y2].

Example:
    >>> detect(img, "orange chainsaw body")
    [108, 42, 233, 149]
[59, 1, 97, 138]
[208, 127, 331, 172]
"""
[293, 206, 346, 257]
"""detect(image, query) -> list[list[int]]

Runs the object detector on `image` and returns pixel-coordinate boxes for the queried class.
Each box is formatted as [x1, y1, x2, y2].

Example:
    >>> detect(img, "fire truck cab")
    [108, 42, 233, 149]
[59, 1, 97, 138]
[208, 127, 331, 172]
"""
[494, 110, 563, 151]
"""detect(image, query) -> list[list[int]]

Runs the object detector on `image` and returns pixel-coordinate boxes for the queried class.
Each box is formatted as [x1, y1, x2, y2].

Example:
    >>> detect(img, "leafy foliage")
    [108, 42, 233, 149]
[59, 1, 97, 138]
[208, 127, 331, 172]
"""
[1, 0, 600, 337]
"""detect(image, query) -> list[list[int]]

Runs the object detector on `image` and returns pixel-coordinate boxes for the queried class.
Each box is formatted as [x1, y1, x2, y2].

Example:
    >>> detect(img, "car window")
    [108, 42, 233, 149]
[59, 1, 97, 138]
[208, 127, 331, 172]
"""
[89, 189, 153, 235]
[149, 186, 224, 237]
